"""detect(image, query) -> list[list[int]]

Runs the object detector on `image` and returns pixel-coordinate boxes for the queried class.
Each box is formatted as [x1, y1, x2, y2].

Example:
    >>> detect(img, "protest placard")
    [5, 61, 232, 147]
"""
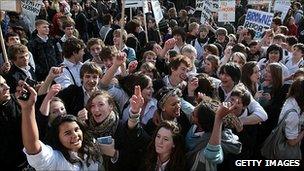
[151, 0, 163, 24]
[0, 0, 21, 12]
[244, 9, 274, 39]
[210, 0, 219, 12]
[247, 0, 271, 5]
[274, 4, 290, 21]
[125, 0, 143, 8]
[200, 0, 211, 24]
[20, 0, 43, 32]
[218, 0, 235, 22]
[196, 0, 204, 11]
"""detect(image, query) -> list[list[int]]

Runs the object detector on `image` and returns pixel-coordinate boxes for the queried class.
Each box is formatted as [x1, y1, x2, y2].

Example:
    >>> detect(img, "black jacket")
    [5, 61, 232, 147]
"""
[0, 96, 26, 169]
[4, 64, 36, 93]
[28, 36, 62, 81]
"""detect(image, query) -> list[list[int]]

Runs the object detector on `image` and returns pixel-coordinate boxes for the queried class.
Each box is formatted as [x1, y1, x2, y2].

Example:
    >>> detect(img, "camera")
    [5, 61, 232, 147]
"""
[97, 136, 113, 144]
[18, 90, 30, 101]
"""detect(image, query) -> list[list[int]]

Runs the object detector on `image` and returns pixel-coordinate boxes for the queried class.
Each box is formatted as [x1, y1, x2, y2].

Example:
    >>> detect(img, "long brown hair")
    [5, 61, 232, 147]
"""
[241, 61, 258, 95]
[145, 121, 186, 171]
[267, 63, 283, 96]
[287, 77, 304, 112]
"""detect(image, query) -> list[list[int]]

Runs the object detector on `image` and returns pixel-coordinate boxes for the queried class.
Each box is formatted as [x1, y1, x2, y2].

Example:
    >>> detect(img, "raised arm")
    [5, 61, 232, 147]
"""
[128, 85, 144, 129]
[204, 101, 237, 163]
[100, 52, 126, 87]
[37, 67, 63, 95]
[17, 81, 41, 154]
[39, 84, 61, 116]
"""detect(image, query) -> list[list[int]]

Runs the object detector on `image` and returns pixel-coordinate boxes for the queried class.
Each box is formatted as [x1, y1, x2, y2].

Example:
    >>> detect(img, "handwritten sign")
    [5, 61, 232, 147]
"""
[218, 0, 235, 22]
[151, 0, 163, 24]
[244, 9, 274, 39]
[0, 0, 21, 12]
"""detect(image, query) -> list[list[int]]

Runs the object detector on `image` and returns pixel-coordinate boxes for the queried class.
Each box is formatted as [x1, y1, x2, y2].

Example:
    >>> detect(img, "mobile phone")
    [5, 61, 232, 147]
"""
[97, 136, 113, 144]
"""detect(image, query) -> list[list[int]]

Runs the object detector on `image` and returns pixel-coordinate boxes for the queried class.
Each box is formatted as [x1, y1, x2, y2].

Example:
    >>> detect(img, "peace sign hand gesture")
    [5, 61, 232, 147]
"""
[130, 85, 144, 114]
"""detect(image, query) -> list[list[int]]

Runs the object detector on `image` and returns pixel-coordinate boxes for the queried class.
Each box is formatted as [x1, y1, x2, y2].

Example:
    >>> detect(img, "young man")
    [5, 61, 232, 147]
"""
[0, 32, 35, 73]
[28, 19, 62, 81]
[43, 62, 103, 116]
[284, 43, 304, 80]
[84, 38, 105, 66]
[172, 27, 188, 53]
[54, 37, 85, 89]
[217, 62, 268, 125]
[99, 13, 113, 41]
[186, 22, 199, 44]
[5, 44, 37, 93]
[0, 76, 28, 169]
[113, 29, 136, 63]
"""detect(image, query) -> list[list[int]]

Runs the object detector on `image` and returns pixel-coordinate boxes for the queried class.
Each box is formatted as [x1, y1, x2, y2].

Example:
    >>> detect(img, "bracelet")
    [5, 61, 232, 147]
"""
[129, 108, 141, 119]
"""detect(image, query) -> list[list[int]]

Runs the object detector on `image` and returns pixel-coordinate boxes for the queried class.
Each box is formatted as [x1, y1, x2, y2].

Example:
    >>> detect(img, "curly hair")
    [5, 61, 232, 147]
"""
[45, 115, 102, 167]
[145, 121, 186, 171]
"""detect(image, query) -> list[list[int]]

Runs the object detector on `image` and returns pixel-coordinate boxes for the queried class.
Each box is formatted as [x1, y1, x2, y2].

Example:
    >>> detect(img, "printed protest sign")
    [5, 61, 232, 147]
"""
[247, 0, 271, 5]
[274, 0, 290, 21]
[210, 0, 219, 12]
[20, 0, 43, 32]
[151, 0, 163, 24]
[200, 0, 211, 24]
[218, 0, 235, 22]
[196, 0, 204, 11]
[125, 0, 143, 8]
[244, 9, 274, 39]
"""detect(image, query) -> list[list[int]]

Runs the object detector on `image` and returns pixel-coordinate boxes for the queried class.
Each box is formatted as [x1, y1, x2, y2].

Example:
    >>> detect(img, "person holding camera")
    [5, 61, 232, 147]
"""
[19, 80, 105, 170]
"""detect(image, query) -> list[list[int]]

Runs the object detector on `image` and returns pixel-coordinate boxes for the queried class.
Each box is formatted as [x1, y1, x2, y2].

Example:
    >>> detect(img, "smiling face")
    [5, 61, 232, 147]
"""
[59, 121, 83, 152]
[162, 95, 181, 118]
[155, 127, 174, 156]
[219, 71, 234, 90]
[171, 63, 189, 83]
[268, 50, 280, 63]
[90, 95, 113, 124]
[82, 73, 99, 92]
[0, 76, 10, 103]
[204, 60, 213, 75]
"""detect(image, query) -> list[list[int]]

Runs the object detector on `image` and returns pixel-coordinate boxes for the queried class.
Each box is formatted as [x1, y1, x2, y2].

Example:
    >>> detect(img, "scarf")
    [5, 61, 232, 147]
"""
[88, 111, 119, 138]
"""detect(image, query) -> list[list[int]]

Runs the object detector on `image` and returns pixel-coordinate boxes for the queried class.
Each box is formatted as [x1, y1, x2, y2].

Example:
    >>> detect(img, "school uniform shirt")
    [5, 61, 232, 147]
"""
[278, 97, 303, 140]
[54, 59, 83, 89]
[217, 84, 268, 122]
[24, 141, 101, 170]
[284, 57, 304, 77]
[257, 58, 290, 82]
[121, 97, 157, 125]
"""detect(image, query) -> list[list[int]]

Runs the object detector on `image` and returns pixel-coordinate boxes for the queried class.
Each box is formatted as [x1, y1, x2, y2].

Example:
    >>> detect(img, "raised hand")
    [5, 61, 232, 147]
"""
[163, 38, 176, 50]
[130, 85, 144, 114]
[114, 52, 127, 67]
[46, 84, 61, 99]
[187, 76, 199, 95]
[48, 66, 64, 79]
[0, 62, 11, 73]
[216, 100, 238, 120]
[77, 108, 88, 122]
[16, 80, 37, 109]
[128, 60, 138, 73]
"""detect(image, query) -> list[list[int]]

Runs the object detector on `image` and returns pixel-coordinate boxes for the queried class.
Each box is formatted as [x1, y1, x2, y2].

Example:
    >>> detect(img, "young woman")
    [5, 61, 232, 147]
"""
[256, 63, 290, 149]
[144, 87, 191, 137]
[203, 54, 220, 78]
[241, 61, 260, 96]
[272, 78, 304, 159]
[257, 44, 289, 82]
[144, 121, 186, 171]
[231, 52, 246, 68]
[19, 82, 104, 170]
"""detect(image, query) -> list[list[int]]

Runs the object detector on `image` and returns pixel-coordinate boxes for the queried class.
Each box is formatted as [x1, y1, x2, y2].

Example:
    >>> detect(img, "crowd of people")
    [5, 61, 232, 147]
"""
[0, 0, 304, 170]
